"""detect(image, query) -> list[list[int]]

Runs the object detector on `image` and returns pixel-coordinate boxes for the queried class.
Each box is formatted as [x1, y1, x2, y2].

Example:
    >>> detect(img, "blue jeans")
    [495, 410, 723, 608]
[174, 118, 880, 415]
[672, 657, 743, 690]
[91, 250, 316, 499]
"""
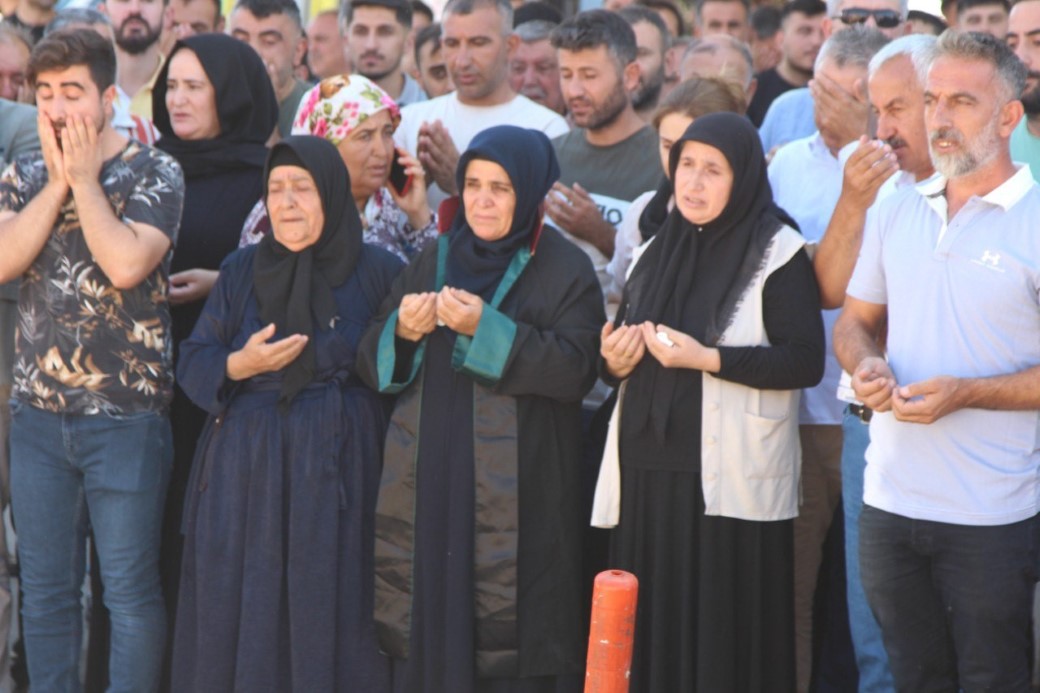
[10, 401, 171, 693]
[841, 410, 893, 692]
[860, 504, 1039, 692]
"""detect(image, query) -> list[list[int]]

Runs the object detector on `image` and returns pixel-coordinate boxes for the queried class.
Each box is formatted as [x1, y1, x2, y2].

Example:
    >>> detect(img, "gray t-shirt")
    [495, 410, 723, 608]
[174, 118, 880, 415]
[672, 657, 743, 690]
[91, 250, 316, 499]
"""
[551, 125, 662, 292]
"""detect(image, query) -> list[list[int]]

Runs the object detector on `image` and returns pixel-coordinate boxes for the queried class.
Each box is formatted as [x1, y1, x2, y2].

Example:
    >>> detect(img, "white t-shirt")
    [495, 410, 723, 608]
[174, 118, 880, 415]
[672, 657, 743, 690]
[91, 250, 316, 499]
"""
[395, 93, 570, 209]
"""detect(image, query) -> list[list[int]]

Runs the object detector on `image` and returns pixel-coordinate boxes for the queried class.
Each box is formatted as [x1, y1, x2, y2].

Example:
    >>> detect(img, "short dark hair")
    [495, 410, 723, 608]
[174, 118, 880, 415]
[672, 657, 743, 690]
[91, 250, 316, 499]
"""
[781, 0, 826, 22]
[551, 9, 638, 69]
[513, 1, 562, 28]
[750, 5, 780, 39]
[232, 0, 302, 31]
[619, 5, 671, 48]
[637, 0, 687, 37]
[694, 0, 750, 21]
[412, 0, 434, 22]
[414, 21, 441, 63]
[344, 0, 414, 28]
[907, 9, 946, 34]
[955, 0, 1009, 14]
[28, 27, 115, 92]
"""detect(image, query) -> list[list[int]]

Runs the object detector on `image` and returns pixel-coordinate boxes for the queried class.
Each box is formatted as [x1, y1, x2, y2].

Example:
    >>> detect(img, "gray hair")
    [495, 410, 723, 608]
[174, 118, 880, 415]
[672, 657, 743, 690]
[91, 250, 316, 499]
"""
[442, 0, 514, 37]
[44, 8, 112, 36]
[814, 25, 890, 72]
[930, 28, 1026, 102]
[825, 0, 908, 20]
[868, 33, 935, 83]
[681, 34, 754, 88]
[514, 19, 556, 43]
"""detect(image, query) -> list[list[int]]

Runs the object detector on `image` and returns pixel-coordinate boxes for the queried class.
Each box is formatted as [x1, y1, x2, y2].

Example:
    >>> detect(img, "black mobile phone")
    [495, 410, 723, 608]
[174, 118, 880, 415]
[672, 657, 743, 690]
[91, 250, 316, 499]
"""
[389, 149, 413, 196]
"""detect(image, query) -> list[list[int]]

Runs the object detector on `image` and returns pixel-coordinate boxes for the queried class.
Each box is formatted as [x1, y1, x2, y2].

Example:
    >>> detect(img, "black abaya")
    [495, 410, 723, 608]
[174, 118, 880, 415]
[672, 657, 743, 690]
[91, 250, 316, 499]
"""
[611, 252, 823, 693]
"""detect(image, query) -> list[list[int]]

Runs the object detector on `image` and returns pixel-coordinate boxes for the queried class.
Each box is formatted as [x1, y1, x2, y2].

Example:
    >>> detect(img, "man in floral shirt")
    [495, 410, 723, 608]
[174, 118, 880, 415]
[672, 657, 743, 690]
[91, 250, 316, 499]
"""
[0, 28, 183, 691]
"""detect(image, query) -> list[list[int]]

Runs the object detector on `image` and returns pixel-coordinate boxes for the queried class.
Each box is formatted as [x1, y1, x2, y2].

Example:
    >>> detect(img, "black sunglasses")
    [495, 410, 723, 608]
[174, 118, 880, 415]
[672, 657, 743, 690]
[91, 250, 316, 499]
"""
[835, 8, 903, 28]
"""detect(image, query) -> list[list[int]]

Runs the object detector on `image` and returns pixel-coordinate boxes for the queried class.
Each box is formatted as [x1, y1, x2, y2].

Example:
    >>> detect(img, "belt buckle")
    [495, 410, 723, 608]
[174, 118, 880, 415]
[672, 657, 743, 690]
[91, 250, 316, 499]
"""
[850, 403, 873, 424]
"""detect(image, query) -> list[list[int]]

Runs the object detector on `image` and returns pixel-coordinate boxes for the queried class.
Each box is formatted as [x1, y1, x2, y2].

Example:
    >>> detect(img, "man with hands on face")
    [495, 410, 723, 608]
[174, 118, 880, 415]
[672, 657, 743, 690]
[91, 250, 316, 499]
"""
[759, 0, 909, 153]
[0, 29, 184, 692]
[834, 31, 1040, 692]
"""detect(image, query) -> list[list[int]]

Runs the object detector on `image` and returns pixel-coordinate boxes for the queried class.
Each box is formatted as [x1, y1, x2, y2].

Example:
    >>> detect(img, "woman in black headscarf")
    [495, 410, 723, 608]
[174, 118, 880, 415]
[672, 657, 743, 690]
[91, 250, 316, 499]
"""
[357, 125, 605, 692]
[172, 136, 402, 692]
[597, 112, 825, 692]
[151, 32, 280, 620]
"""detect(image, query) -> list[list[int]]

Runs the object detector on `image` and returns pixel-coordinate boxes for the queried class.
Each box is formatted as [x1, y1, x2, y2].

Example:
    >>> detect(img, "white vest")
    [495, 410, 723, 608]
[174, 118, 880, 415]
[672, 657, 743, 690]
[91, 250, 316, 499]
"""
[592, 225, 806, 526]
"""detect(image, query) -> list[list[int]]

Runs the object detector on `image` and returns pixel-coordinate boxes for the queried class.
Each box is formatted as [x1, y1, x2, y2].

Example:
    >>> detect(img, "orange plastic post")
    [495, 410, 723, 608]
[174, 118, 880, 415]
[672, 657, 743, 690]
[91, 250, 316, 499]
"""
[585, 569, 639, 693]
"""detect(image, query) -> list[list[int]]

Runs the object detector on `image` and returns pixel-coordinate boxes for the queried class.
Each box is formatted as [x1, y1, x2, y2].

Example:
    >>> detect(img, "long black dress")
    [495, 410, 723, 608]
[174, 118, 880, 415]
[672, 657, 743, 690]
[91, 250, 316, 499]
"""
[611, 253, 824, 693]
[357, 229, 604, 693]
[151, 33, 279, 624]
[171, 244, 400, 692]
[608, 113, 825, 693]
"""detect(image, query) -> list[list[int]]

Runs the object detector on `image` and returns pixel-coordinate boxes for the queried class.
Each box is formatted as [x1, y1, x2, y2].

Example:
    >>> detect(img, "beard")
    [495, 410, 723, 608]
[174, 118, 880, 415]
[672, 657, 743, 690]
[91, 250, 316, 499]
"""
[115, 16, 161, 55]
[1022, 72, 1040, 116]
[357, 51, 402, 82]
[570, 80, 629, 131]
[631, 65, 665, 111]
[928, 118, 1000, 179]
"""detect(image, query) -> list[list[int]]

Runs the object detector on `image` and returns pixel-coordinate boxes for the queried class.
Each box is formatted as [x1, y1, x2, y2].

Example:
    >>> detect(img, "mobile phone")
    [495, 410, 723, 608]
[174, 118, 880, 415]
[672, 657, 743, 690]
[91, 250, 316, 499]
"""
[389, 149, 413, 196]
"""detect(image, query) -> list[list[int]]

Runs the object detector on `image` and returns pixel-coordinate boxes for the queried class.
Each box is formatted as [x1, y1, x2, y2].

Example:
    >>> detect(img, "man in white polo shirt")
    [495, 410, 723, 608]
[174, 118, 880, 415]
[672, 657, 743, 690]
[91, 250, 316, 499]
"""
[834, 30, 1040, 692]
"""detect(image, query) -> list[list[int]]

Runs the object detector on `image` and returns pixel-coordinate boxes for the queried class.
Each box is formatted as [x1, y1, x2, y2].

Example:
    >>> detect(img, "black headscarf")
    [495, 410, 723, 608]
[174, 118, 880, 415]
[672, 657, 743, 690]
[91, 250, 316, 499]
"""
[619, 112, 793, 458]
[444, 125, 560, 300]
[153, 33, 278, 179]
[253, 135, 363, 409]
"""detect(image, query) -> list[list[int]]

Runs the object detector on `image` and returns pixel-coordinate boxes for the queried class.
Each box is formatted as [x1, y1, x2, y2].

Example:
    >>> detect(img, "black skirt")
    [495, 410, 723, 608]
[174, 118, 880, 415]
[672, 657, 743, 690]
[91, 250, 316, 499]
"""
[610, 466, 795, 693]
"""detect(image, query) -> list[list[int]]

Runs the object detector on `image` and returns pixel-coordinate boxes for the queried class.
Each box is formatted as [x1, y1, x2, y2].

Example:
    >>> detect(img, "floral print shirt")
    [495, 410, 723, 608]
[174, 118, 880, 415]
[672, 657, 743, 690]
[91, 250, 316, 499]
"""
[0, 141, 185, 415]
[239, 186, 438, 263]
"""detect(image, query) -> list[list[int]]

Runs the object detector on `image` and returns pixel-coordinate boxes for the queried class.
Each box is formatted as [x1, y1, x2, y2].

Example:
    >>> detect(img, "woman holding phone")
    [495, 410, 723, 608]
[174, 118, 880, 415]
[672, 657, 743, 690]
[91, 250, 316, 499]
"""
[240, 74, 438, 262]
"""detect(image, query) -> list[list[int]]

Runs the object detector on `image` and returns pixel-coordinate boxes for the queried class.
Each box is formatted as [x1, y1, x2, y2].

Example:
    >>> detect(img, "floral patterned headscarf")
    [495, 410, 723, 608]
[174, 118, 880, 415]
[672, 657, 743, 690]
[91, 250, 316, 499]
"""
[291, 74, 402, 146]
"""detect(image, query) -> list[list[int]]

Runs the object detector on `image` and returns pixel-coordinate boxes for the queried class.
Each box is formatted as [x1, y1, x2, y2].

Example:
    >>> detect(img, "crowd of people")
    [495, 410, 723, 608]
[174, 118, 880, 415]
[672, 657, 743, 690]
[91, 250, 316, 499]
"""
[0, 0, 1039, 689]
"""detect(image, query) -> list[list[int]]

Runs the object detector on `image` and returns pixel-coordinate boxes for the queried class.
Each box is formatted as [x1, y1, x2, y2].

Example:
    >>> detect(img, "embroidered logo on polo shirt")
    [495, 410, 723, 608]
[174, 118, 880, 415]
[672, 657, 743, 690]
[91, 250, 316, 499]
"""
[972, 249, 1006, 273]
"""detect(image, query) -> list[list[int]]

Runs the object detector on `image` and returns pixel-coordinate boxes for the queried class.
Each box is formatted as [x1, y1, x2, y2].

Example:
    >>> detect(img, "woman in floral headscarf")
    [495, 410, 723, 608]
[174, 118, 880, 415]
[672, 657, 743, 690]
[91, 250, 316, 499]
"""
[240, 74, 438, 263]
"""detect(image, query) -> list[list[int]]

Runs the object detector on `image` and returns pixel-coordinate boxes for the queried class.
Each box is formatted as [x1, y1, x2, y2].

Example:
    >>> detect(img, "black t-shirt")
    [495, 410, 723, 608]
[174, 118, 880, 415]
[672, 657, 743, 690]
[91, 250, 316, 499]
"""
[747, 68, 799, 128]
[0, 141, 185, 414]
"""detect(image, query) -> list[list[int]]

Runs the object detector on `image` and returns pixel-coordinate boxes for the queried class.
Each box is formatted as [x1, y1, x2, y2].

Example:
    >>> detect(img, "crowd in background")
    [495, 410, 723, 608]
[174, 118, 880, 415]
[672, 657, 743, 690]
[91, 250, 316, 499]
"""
[0, 0, 1039, 690]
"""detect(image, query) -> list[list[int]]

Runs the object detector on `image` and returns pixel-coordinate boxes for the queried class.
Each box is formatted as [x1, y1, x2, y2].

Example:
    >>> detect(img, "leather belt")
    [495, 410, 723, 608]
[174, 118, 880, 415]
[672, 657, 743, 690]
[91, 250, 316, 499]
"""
[849, 403, 873, 423]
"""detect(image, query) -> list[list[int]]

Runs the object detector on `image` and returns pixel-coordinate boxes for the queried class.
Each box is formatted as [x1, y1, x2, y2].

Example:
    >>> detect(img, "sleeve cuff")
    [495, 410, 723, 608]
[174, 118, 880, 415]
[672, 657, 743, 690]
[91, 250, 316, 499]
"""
[451, 304, 517, 384]
[377, 309, 426, 393]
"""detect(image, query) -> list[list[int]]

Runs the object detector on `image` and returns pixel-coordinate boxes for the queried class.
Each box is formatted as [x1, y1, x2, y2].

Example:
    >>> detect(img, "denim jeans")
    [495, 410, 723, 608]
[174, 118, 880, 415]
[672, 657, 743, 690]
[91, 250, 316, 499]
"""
[841, 410, 893, 692]
[9, 401, 171, 693]
[860, 504, 1039, 693]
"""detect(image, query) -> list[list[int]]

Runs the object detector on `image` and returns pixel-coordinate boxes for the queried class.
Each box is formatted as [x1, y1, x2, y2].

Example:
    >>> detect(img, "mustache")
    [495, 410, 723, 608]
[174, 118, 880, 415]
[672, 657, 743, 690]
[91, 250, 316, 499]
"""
[359, 50, 384, 60]
[930, 126, 964, 148]
[119, 15, 150, 29]
[883, 135, 907, 149]
[520, 84, 547, 99]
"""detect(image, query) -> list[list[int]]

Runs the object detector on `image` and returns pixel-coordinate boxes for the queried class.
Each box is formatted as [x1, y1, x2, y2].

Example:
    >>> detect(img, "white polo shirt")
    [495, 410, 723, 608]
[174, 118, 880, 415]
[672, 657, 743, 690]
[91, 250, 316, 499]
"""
[848, 164, 1040, 526]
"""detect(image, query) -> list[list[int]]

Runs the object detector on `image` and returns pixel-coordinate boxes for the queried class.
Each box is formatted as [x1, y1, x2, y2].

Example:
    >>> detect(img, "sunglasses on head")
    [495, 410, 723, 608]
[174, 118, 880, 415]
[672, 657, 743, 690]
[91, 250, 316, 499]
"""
[836, 8, 903, 28]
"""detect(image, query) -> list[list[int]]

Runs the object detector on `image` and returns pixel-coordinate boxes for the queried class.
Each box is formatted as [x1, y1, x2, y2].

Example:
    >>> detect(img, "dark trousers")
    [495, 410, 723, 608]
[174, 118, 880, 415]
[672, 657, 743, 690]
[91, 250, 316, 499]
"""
[859, 504, 1038, 693]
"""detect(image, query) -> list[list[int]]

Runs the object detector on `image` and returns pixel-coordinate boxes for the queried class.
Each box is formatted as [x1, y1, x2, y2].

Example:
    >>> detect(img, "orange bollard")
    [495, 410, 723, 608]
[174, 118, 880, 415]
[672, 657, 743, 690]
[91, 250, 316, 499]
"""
[585, 569, 639, 693]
